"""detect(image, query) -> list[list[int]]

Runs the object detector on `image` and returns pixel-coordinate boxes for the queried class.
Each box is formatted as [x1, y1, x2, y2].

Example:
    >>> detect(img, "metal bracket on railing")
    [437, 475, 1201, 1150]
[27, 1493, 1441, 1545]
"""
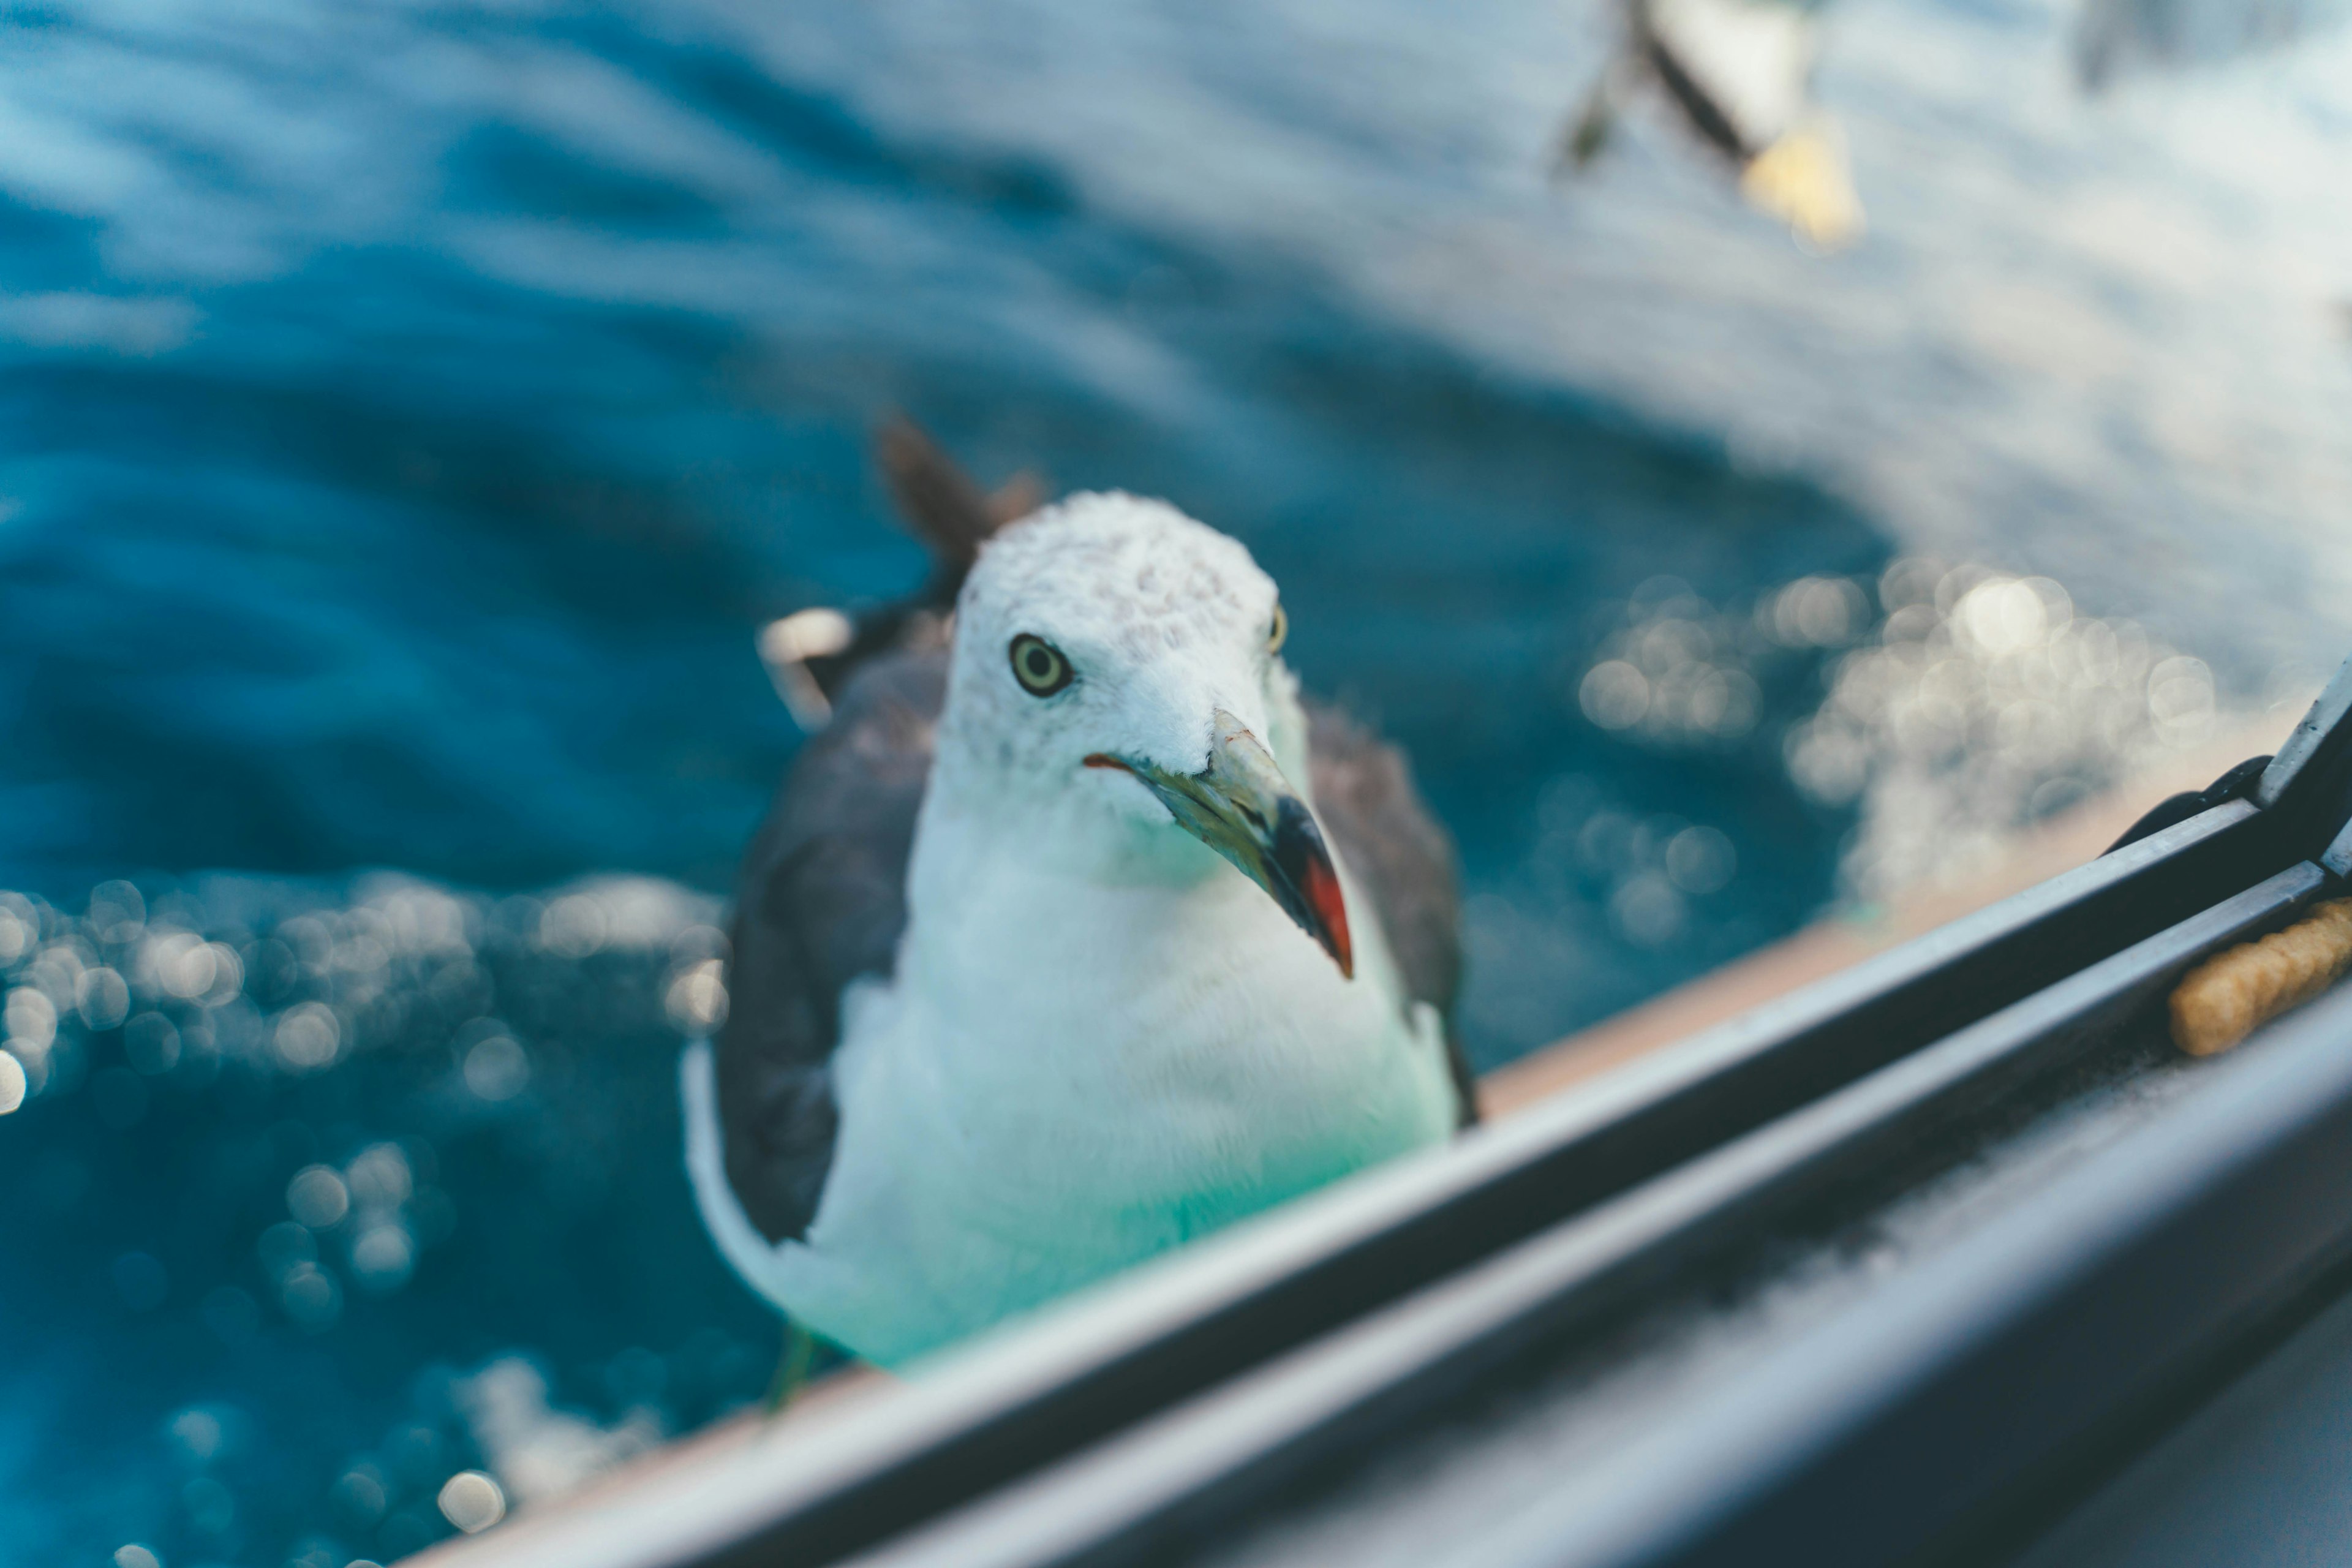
[2320, 818, 2352, 880]
[2260, 654, 2352, 878]
[2258, 652, 2352, 811]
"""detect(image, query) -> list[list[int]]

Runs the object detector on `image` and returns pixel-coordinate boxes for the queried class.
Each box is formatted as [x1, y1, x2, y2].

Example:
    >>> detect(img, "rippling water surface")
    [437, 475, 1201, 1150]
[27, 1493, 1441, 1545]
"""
[4, 1, 2350, 1561]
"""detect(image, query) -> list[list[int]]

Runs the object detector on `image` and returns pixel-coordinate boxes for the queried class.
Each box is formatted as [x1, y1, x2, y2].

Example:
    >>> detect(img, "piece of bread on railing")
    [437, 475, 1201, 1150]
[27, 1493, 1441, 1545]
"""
[2171, 897, 2352, 1057]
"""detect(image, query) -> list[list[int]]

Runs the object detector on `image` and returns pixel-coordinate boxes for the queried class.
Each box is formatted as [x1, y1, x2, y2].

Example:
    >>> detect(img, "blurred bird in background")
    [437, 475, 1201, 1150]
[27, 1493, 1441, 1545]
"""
[1559, 0, 2347, 254]
[1559, 0, 1866, 253]
[685, 424, 1476, 1372]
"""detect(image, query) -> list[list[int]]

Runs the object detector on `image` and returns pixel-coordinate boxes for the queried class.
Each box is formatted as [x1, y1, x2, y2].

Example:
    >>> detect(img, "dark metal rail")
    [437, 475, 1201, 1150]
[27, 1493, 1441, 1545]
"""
[846, 861, 2335, 1567]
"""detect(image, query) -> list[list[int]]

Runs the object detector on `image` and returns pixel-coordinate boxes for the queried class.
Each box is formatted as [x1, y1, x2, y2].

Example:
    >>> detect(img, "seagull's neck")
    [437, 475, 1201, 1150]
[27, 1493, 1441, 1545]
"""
[899, 772, 1231, 1004]
[884, 752, 1368, 1079]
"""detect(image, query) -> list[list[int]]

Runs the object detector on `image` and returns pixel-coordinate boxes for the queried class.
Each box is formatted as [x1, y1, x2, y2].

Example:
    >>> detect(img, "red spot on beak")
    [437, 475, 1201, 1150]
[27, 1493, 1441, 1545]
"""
[1299, 849, 1354, 979]
[1082, 753, 1133, 774]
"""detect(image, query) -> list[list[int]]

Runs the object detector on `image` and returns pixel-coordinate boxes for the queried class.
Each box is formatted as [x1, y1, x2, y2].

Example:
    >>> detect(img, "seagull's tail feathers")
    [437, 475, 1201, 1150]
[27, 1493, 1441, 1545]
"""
[877, 413, 1046, 589]
[760, 418, 1046, 733]
[680, 1038, 797, 1313]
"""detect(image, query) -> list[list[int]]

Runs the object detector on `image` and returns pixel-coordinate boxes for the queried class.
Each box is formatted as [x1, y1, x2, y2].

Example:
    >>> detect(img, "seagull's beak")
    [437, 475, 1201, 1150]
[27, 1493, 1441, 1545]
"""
[1087, 709, 1354, 979]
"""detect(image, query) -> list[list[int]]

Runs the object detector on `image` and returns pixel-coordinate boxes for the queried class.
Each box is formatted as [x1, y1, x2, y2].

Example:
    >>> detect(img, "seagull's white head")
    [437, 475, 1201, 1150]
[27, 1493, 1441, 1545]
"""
[931, 491, 1351, 976]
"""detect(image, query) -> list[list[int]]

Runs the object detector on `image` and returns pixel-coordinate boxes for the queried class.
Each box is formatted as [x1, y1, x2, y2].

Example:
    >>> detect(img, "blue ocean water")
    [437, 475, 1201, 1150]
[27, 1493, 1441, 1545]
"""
[4, 1, 2346, 1562]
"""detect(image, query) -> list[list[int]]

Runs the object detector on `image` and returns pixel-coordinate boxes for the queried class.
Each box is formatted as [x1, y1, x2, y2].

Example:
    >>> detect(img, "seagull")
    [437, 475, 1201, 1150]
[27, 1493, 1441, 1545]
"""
[684, 442, 1474, 1370]
[1559, 0, 1864, 254]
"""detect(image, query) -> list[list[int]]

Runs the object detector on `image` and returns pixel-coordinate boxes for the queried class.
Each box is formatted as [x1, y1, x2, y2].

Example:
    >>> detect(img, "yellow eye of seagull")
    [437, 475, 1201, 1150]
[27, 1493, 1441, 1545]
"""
[1267, 603, 1287, 655]
[1008, 633, 1074, 696]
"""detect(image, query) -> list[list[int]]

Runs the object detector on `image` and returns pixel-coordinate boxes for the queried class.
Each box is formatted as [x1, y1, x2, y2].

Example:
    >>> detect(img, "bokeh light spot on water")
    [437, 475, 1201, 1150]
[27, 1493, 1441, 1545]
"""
[351, 1219, 418, 1292]
[29, 939, 90, 1011]
[463, 1035, 530, 1101]
[456, 1355, 664, 1506]
[438, 1469, 507, 1533]
[331, 1463, 389, 1529]
[167, 1408, 225, 1464]
[1579, 660, 1651, 731]
[280, 1261, 344, 1331]
[1769, 576, 1871, 648]
[1577, 578, 1772, 748]
[347, 1142, 414, 1208]
[273, 1002, 341, 1072]
[145, 932, 235, 1004]
[88, 881, 145, 943]
[77, 965, 130, 1030]
[1610, 872, 1687, 948]
[538, 895, 608, 959]
[0, 894, 34, 963]
[665, 959, 729, 1033]
[6, 985, 57, 1049]
[1665, 826, 1738, 895]
[288, 1164, 352, 1229]
[111, 1545, 160, 1568]
[0, 1050, 23, 1114]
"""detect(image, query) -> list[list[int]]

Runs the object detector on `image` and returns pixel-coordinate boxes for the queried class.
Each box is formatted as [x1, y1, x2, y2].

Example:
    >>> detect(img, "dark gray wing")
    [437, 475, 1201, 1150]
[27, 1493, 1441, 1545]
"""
[715, 648, 946, 1242]
[718, 418, 1034, 1240]
[1305, 702, 1479, 1125]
